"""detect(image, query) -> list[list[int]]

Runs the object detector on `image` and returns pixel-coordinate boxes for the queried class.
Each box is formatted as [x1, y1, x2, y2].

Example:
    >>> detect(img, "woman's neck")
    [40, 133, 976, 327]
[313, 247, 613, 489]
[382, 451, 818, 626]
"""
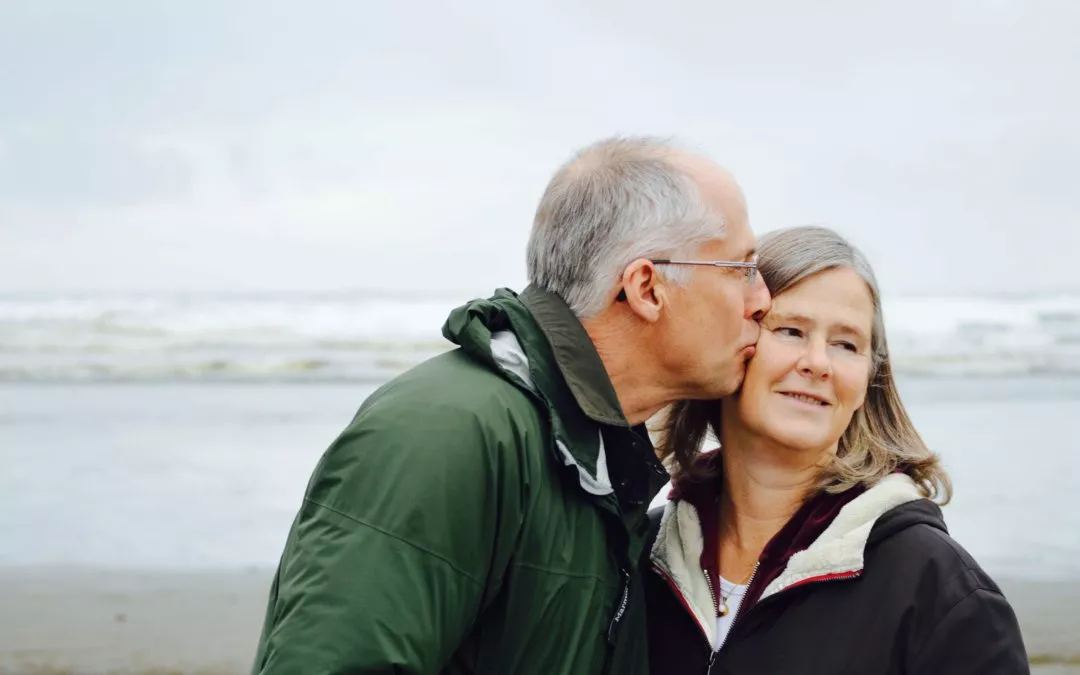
[716, 428, 825, 580]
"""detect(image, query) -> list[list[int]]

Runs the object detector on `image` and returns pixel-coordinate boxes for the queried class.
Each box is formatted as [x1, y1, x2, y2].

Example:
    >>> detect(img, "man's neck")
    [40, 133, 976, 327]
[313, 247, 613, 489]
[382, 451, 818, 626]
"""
[717, 428, 824, 571]
[581, 316, 669, 426]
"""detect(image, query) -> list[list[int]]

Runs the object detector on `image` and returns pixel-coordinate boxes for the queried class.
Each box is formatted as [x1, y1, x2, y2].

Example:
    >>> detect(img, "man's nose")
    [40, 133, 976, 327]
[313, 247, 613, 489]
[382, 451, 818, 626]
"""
[747, 275, 771, 321]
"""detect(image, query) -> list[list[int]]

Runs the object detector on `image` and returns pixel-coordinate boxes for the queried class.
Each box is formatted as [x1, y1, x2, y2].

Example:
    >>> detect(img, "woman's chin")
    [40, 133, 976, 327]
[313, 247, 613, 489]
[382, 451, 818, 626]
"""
[764, 430, 838, 458]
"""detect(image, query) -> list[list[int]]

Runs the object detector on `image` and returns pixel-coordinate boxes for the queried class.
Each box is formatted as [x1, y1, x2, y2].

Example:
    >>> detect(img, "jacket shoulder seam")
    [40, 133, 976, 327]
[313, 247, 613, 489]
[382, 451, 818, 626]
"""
[910, 585, 1005, 664]
[922, 524, 987, 576]
[304, 497, 485, 588]
[894, 525, 998, 598]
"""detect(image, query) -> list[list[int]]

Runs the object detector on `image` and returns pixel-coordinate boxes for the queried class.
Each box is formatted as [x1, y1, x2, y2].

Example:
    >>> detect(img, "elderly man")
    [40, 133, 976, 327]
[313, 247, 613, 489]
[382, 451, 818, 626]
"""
[251, 136, 771, 675]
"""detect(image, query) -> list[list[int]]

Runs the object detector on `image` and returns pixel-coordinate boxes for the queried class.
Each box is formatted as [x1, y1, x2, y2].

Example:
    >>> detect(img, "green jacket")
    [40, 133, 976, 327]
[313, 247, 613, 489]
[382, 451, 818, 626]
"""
[251, 285, 669, 675]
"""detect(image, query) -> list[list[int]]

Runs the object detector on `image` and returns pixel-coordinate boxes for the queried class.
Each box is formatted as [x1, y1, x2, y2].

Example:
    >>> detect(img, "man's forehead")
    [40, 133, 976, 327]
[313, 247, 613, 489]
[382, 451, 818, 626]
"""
[711, 224, 756, 259]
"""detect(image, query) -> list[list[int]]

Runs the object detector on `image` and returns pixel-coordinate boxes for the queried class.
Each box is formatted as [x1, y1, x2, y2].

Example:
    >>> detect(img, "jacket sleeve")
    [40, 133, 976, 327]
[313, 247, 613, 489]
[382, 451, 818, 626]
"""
[911, 587, 1030, 674]
[251, 398, 527, 675]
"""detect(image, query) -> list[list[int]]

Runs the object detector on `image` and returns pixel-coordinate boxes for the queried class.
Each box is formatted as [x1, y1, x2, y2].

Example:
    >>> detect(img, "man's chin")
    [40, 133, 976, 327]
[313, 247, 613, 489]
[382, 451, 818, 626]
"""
[704, 367, 746, 399]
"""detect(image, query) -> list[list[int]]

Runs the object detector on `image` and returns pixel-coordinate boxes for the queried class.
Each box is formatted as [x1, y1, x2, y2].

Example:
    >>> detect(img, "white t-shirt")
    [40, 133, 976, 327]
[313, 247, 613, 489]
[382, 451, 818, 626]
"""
[714, 576, 749, 650]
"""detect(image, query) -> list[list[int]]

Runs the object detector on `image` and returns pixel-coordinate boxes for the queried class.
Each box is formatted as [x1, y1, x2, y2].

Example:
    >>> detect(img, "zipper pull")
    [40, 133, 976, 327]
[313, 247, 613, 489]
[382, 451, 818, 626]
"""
[606, 568, 632, 645]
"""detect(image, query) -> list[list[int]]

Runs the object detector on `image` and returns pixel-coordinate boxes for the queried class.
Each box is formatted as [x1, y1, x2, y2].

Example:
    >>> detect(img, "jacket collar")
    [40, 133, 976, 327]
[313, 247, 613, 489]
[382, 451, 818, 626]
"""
[519, 284, 628, 427]
[650, 455, 924, 645]
[442, 286, 663, 507]
[758, 473, 922, 600]
[512, 285, 666, 510]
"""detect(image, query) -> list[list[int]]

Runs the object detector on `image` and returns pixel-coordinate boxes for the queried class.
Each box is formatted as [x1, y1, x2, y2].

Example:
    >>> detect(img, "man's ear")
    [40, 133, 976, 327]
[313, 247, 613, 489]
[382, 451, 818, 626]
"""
[619, 259, 665, 323]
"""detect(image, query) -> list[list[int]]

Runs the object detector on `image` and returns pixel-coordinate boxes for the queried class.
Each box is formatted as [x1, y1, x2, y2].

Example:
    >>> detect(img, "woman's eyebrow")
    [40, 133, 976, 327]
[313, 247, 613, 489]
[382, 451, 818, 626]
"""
[766, 312, 869, 340]
[765, 311, 812, 325]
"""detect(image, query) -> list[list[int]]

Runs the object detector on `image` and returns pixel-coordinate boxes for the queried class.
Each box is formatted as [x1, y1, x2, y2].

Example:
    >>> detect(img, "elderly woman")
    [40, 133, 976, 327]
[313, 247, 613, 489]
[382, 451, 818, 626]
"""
[644, 226, 1028, 674]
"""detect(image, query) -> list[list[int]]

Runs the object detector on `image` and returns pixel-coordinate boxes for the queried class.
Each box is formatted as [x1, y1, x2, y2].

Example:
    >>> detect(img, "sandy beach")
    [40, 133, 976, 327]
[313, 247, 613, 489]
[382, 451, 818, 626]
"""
[0, 567, 1076, 674]
[0, 568, 269, 674]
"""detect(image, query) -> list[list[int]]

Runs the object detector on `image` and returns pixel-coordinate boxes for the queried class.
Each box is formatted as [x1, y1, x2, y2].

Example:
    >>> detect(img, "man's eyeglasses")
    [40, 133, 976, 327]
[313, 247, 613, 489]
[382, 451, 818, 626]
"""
[615, 258, 759, 301]
[651, 258, 759, 284]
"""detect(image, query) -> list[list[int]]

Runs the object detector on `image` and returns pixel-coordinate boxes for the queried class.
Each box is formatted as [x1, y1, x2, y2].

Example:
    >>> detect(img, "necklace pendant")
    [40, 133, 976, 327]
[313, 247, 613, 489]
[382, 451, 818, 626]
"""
[718, 600, 729, 617]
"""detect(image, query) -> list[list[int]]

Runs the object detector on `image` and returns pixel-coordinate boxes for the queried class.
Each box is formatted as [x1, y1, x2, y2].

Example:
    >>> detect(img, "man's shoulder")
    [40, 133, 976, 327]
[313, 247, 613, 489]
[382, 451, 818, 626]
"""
[330, 348, 548, 467]
[305, 349, 551, 508]
[367, 347, 541, 420]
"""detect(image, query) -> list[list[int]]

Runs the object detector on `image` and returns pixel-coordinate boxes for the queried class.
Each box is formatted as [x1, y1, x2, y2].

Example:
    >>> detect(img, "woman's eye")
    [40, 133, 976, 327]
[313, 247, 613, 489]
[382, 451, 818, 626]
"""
[833, 341, 858, 353]
[776, 327, 803, 338]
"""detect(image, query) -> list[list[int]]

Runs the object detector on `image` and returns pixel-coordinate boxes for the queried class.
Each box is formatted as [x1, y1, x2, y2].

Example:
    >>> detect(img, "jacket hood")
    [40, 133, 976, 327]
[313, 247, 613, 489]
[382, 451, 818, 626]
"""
[867, 494, 947, 545]
[441, 288, 523, 378]
[442, 285, 628, 425]
[441, 287, 613, 496]
[441, 285, 665, 507]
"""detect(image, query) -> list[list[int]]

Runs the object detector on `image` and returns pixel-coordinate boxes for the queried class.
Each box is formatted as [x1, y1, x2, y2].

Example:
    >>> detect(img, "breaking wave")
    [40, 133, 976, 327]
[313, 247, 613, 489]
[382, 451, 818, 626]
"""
[3, 291, 1079, 382]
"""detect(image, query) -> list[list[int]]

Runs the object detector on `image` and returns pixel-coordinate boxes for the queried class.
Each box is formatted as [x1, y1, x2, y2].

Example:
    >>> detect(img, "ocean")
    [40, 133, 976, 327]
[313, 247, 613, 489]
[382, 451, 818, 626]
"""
[2, 291, 1080, 576]
[3, 377, 1079, 582]
[3, 289, 1080, 383]
[1, 292, 1079, 671]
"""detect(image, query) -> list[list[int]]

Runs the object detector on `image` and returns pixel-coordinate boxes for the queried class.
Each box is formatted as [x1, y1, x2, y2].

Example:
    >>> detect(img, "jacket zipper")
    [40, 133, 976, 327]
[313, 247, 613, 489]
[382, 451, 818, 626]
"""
[772, 569, 861, 594]
[744, 568, 863, 621]
[651, 563, 715, 660]
[702, 572, 721, 673]
[703, 573, 720, 614]
[654, 561, 763, 673]
[714, 562, 760, 653]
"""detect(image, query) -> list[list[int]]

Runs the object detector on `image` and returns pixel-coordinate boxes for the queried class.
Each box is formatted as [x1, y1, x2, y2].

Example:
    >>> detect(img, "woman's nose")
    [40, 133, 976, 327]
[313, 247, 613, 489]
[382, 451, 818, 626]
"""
[797, 339, 831, 379]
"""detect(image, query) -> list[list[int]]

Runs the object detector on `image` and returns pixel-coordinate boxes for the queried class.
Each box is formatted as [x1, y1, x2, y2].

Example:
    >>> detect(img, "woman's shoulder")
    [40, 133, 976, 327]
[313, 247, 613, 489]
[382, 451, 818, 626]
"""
[864, 500, 1027, 668]
[868, 498, 1005, 600]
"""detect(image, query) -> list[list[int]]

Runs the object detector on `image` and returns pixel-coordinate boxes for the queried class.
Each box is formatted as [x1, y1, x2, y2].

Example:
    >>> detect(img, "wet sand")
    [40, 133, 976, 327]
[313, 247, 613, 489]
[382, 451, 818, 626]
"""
[0, 568, 269, 674]
[0, 568, 1076, 674]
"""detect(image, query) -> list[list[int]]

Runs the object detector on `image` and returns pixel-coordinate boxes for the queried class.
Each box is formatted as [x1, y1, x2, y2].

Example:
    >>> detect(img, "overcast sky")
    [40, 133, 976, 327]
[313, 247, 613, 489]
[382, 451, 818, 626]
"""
[1, 0, 1078, 297]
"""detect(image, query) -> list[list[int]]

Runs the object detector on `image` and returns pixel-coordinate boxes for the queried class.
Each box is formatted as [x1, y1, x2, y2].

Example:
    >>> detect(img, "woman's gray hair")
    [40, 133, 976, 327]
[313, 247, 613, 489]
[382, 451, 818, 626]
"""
[656, 225, 952, 503]
[526, 136, 725, 318]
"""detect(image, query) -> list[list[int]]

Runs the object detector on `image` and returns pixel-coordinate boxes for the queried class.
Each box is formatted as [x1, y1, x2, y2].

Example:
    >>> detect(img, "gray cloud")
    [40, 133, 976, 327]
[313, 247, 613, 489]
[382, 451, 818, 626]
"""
[1, 0, 1077, 295]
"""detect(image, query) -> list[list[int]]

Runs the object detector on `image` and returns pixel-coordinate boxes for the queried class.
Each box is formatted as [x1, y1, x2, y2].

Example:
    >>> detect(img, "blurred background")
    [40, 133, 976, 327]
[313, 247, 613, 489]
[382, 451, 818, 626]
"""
[1, 1, 1078, 672]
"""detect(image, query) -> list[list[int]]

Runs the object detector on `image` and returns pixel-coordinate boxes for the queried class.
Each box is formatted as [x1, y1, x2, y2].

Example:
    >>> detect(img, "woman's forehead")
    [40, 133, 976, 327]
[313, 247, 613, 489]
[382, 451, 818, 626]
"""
[767, 269, 875, 335]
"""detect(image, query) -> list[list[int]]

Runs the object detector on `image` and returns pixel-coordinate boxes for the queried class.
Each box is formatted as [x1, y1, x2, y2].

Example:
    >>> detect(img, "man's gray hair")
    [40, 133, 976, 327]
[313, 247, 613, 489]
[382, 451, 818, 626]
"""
[526, 136, 726, 318]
